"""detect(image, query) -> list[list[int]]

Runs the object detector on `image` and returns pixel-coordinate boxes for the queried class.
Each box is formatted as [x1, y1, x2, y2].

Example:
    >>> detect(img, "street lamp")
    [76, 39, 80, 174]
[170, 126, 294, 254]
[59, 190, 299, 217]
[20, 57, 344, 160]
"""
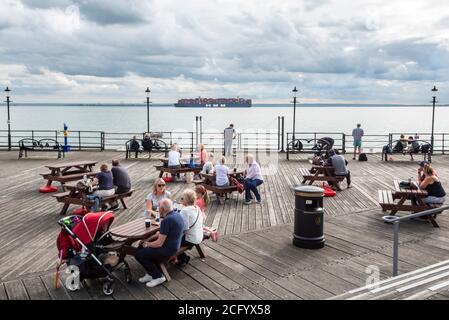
[292, 86, 298, 141]
[4, 87, 11, 151]
[431, 85, 438, 154]
[145, 87, 151, 133]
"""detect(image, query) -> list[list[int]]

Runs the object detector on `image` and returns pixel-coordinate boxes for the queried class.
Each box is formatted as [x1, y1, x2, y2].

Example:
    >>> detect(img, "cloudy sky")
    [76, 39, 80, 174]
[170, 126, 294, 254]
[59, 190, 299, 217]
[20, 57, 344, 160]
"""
[1, 0, 449, 104]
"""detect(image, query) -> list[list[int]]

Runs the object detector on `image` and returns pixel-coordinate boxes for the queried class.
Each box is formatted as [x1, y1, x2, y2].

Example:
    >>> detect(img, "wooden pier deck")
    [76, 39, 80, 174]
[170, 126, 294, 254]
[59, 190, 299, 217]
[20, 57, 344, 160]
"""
[1, 150, 449, 300]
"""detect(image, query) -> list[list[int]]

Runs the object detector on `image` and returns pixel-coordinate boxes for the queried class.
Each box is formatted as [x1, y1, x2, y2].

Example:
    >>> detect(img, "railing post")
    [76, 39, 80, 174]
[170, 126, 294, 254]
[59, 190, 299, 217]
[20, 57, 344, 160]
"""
[281, 116, 285, 153]
[200, 116, 203, 144]
[389, 133, 392, 146]
[191, 132, 194, 153]
[195, 116, 199, 150]
[393, 221, 399, 276]
[443, 133, 445, 155]
[342, 133, 346, 154]
[101, 132, 105, 151]
[78, 131, 81, 151]
[277, 116, 280, 151]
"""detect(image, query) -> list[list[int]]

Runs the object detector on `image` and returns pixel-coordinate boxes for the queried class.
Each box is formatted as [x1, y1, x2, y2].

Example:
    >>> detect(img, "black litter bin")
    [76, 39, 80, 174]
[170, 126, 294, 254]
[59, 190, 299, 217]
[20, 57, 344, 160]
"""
[292, 185, 325, 249]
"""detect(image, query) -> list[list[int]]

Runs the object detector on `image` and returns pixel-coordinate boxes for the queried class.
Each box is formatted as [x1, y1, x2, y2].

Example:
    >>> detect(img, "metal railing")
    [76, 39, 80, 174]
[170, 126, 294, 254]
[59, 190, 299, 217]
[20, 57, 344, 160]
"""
[382, 205, 449, 277]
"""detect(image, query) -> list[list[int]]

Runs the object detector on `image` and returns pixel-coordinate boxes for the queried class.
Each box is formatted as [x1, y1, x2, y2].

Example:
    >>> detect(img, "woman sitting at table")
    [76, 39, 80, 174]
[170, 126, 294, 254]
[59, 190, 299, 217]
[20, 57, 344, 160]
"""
[198, 144, 208, 167]
[93, 164, 116, 198]
[214, 156, 230, 187]
[201, 153, 215, 175]
[176, 189, 204, 266]
[168, 144, 181, 179]
[145, 178, 172, 217]
[419, 166, 446, 205]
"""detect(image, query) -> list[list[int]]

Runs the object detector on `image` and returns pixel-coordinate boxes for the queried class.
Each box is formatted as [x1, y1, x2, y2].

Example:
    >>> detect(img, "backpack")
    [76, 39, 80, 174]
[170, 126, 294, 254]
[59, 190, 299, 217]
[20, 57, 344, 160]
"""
[359, 153, 368, 161]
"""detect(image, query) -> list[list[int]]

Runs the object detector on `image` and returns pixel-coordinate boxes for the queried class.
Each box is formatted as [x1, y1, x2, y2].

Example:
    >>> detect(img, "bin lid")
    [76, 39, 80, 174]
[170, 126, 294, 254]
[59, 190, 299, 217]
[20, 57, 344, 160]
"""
[294, 185, 324, 196]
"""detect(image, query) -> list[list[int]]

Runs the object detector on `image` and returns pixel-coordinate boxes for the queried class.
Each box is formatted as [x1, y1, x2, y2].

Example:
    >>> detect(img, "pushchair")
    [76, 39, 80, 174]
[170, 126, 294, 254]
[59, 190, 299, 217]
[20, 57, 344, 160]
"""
[56, 211, 131, 296]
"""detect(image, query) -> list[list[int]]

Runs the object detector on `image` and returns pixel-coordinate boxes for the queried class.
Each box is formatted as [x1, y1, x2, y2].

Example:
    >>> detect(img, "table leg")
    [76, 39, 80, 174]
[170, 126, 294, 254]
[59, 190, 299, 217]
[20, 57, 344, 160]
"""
[60, 202, 70, 215]
[390, 196, 407, 215]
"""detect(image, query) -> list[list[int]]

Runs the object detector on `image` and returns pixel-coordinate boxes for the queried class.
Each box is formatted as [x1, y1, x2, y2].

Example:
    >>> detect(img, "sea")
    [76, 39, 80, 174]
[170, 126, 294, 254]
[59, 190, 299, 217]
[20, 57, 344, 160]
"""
[3, 104, 448, 136]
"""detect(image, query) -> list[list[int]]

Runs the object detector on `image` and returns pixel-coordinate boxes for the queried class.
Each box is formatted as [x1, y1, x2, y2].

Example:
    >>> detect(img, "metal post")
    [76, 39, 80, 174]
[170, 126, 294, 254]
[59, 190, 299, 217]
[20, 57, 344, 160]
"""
[292, 87, 298, 141]
[431, 85, 438, 155]
[195, 116, 199, 150]
[277, 116, 280, 151]
[443, 133, 445, 155]
[145, 87, 151, 134]
[78, 131, 81, 151]
[4, 88, 12, 151]
[393, 221, 399, 276]
[281, 116, 285, 153]
[199, 116, 203, 144]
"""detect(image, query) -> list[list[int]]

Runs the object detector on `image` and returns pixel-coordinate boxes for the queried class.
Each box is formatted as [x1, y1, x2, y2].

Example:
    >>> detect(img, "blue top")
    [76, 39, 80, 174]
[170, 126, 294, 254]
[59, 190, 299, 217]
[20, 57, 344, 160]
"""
[159, 210, 184, 255]
[96, 171, 114, 190]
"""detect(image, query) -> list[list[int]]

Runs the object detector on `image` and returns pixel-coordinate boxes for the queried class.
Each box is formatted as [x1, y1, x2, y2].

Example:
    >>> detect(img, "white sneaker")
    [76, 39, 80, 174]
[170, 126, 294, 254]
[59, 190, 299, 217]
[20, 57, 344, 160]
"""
[138, 274, 152, 283]
[146, 276, 166, 287]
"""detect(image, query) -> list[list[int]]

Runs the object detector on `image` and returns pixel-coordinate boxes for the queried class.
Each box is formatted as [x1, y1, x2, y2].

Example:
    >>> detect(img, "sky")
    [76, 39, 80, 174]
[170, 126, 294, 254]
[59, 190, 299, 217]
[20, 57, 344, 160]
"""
[0, 0, 449, 104]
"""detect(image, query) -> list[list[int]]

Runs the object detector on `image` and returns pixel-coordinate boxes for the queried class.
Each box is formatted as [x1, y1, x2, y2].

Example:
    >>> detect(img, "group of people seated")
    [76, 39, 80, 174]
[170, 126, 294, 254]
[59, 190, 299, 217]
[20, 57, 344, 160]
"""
[129, 134, 163, 158]
[87, 159, 131, 211]
[390, 134, 422, 160]
[137, 181, 212, 287]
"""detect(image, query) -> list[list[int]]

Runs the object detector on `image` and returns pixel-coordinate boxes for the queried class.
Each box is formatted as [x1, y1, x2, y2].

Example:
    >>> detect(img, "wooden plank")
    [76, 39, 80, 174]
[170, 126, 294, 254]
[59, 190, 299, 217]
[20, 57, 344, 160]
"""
[22, 277, 51, 300]
[4, 280, 29, 300]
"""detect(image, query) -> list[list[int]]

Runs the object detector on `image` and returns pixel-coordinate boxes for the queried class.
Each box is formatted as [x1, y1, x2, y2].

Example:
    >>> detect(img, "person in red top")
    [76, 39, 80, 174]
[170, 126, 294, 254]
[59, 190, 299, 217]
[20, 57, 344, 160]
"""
[198, 144, 208, 167]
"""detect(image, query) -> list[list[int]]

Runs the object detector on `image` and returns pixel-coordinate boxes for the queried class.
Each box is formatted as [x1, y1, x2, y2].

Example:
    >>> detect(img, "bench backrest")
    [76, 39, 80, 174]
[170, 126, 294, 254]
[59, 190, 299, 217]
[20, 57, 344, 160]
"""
[19, 138, 61, 149]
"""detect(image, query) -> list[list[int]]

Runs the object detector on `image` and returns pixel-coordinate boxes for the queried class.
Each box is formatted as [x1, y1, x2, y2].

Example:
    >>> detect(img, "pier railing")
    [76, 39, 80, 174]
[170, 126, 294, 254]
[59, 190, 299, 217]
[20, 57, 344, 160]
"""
[1, 129, 449, 154]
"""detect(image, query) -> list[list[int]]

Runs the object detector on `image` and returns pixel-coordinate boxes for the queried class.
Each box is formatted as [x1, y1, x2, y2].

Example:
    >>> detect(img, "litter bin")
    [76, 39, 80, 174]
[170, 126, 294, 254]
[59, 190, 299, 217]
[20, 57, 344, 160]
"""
[292, 185, 325, 249]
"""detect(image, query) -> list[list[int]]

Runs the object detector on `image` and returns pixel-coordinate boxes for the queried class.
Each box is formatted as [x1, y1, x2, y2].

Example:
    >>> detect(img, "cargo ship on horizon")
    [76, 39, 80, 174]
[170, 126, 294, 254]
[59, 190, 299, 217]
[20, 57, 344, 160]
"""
[174, 97, 252, 108]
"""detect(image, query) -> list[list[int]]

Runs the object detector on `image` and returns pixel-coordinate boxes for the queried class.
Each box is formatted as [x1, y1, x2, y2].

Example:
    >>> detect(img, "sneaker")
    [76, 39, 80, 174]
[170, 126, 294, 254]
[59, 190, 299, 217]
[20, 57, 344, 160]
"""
[138, 273, 152, 283]
[256, 199, 262, 204]
[146, 276, 166, 287]
[175, 255, 190, 267]
[108, 203, 119, 210]
[244, 200, 252, 205]
[347, 184, 352, 189]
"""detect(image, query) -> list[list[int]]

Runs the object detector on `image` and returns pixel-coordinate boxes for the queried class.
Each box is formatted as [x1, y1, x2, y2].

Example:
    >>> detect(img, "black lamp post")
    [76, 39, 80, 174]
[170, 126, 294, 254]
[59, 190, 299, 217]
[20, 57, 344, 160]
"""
[4, 87, 11, 151]
[145, 87, 151, 133]
[431, 85, 438, 154]
[292, 86, 298, 140]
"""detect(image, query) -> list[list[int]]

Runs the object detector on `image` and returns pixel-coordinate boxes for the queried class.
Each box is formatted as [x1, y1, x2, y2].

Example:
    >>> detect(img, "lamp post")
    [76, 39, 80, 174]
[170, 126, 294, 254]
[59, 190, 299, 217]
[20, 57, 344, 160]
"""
[431, 85, 438, 154]
[4, 87, 11, 151]
[145, 87, 151, 133]
[292, 86, 298, 141]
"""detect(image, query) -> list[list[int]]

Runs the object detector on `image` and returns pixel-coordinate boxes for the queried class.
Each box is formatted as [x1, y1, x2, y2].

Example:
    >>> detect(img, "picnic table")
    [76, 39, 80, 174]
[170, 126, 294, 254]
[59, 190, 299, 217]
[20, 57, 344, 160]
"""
[53, 182, 134, 215]
[155, 156, 202, 179]
[197, 169, 245, 204]
[299, 165, 344, 186]
[110, 216, 206, 281]
[378, 179, 443, 227]
[41, 161, 97, 191]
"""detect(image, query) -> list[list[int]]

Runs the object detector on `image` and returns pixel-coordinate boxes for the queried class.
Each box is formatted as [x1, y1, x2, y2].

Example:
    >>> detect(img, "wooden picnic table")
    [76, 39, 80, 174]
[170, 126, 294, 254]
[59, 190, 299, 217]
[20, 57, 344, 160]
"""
[41, 160, 98, 190]
[300, 165, 344, 185]
[53, 182, 134, 215]
[158, 156, 200, 164]
[110, 217, 160, 242]
[378, 179, 442, 227]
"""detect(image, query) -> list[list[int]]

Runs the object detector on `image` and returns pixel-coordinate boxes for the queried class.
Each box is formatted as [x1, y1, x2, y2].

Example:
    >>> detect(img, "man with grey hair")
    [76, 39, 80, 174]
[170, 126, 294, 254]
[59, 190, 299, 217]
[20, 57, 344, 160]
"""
[135, 198, 184, 288]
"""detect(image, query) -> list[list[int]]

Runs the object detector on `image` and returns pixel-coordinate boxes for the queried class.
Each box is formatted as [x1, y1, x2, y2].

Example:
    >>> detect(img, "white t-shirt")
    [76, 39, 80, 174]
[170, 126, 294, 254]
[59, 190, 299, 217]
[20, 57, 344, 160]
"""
[168, 150, 181, 166]
[180, 205, 203, 244]
[215, 164, 230, 186]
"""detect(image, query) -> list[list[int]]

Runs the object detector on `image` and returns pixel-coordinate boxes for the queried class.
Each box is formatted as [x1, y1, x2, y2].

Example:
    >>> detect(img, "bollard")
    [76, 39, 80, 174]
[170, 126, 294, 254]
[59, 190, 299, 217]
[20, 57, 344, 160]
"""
[292, 185, 325, 249]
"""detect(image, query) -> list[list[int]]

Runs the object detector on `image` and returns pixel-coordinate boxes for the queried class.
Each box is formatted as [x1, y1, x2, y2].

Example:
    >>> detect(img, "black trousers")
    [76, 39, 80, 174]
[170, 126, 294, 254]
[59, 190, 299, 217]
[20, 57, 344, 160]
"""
[336, 171, 351, 186]
[177, 236, 195, 263]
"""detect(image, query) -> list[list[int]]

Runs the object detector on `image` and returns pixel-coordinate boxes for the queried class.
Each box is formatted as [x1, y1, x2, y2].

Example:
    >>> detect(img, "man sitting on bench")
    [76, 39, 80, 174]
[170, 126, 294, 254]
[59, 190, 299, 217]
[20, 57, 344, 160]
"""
[176, 189, 204, 266]
[135, 199, 184, 288]
[326, 149, 351, 190]
[168, 144, 182, 180]
[110, 159, 131, 210]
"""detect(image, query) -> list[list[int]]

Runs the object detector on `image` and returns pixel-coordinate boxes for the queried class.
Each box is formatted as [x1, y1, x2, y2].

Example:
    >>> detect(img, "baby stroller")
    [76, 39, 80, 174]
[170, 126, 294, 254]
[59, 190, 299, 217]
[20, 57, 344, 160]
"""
[56, 211, 131, 296]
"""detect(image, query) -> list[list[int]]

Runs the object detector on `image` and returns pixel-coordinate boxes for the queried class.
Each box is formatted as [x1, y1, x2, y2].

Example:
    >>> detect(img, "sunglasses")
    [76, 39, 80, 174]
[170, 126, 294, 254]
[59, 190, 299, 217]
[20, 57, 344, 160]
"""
[157, 184, 166, 187]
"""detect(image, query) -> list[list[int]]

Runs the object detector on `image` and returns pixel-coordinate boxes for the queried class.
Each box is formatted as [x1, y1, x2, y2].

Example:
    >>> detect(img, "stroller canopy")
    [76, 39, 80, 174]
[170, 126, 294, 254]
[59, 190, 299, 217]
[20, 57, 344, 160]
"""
[73, 211, 115, 245]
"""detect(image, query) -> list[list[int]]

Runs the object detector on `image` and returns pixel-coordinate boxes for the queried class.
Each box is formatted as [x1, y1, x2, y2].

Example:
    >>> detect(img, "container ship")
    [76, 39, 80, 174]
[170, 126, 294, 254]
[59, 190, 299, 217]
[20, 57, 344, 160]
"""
[174, 97, 252, 108]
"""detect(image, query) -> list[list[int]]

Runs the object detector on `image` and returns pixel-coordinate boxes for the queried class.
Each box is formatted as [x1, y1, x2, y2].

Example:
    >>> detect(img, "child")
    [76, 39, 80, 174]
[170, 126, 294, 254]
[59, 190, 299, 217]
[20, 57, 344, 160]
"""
[195, 185, 218, 242]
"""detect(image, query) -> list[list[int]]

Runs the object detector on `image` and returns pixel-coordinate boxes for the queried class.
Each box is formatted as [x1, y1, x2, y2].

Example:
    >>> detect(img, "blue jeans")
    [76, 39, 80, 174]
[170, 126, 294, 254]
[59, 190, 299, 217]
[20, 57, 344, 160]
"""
[423, 196, 446, 204]
[134, 247, 173, 279]
[244, 179, 263, 202]
[86, 195, 101, 212]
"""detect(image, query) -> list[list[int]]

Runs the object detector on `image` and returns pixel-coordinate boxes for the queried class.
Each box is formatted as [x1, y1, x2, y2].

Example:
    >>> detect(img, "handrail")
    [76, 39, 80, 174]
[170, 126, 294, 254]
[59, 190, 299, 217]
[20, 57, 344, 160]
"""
[382, 204, 449, 277]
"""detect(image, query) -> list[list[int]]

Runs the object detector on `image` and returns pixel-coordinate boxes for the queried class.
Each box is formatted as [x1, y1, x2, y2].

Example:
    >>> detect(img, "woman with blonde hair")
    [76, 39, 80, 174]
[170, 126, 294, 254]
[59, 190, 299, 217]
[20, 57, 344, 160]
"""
[419, 165, 446, 204]
[198, 144, 208, 167]
[145, 178, 171, 217]
[214, 156, 230, 187]
[177, 189, 203, 266]
[195, 185, 210, 219]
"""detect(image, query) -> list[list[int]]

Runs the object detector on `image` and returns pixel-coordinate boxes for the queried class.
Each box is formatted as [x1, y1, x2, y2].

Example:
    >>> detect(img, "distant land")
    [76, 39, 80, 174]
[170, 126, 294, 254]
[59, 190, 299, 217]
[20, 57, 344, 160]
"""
[7, 103, 449, 107]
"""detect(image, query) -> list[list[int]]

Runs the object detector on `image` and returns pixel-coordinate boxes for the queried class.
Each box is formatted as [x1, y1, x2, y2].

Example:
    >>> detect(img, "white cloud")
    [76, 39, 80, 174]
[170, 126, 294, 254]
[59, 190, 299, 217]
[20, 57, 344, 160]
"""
[0, 0, 449, 103]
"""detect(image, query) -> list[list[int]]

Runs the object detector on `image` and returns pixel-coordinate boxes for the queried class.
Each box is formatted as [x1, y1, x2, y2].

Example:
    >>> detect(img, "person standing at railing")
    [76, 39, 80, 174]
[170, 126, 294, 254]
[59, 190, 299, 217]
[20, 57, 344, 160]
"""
[352, 123, 364, 160]
[223, 124, 235, 156]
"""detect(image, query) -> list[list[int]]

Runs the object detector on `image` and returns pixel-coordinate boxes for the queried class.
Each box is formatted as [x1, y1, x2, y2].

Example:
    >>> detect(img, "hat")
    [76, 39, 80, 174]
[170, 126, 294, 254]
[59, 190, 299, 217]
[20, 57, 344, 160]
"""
[419, 161, 430, 167]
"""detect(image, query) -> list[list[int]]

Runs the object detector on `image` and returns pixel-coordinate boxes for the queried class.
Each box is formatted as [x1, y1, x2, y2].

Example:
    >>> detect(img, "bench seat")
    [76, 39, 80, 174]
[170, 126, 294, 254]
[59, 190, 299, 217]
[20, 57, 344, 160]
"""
[41, 171, 97, 183]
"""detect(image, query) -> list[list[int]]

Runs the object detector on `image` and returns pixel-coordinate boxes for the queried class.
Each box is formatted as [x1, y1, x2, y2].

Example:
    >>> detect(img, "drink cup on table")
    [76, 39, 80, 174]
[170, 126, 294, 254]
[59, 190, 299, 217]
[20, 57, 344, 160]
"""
[145, 219, 151, 228]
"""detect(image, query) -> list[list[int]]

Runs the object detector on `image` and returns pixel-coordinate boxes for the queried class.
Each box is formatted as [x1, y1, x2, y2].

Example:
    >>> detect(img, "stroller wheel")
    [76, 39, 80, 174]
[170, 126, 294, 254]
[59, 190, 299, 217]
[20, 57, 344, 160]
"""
[102, 282, 114, 296]
[124, 268, 132, 283]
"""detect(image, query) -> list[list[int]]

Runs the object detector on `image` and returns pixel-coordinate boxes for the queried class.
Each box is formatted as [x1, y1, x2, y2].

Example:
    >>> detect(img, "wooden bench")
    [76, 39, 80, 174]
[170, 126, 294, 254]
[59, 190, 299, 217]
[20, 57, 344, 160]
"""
[54, 188, 135, 215]
[41, 172, 97, 190]
[18, 138, 64, 159]
[159, 240, 208, 282]
[125, 138, 168, 159]
[155, 165, 202, 178]
[382, 139, 432, 162]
